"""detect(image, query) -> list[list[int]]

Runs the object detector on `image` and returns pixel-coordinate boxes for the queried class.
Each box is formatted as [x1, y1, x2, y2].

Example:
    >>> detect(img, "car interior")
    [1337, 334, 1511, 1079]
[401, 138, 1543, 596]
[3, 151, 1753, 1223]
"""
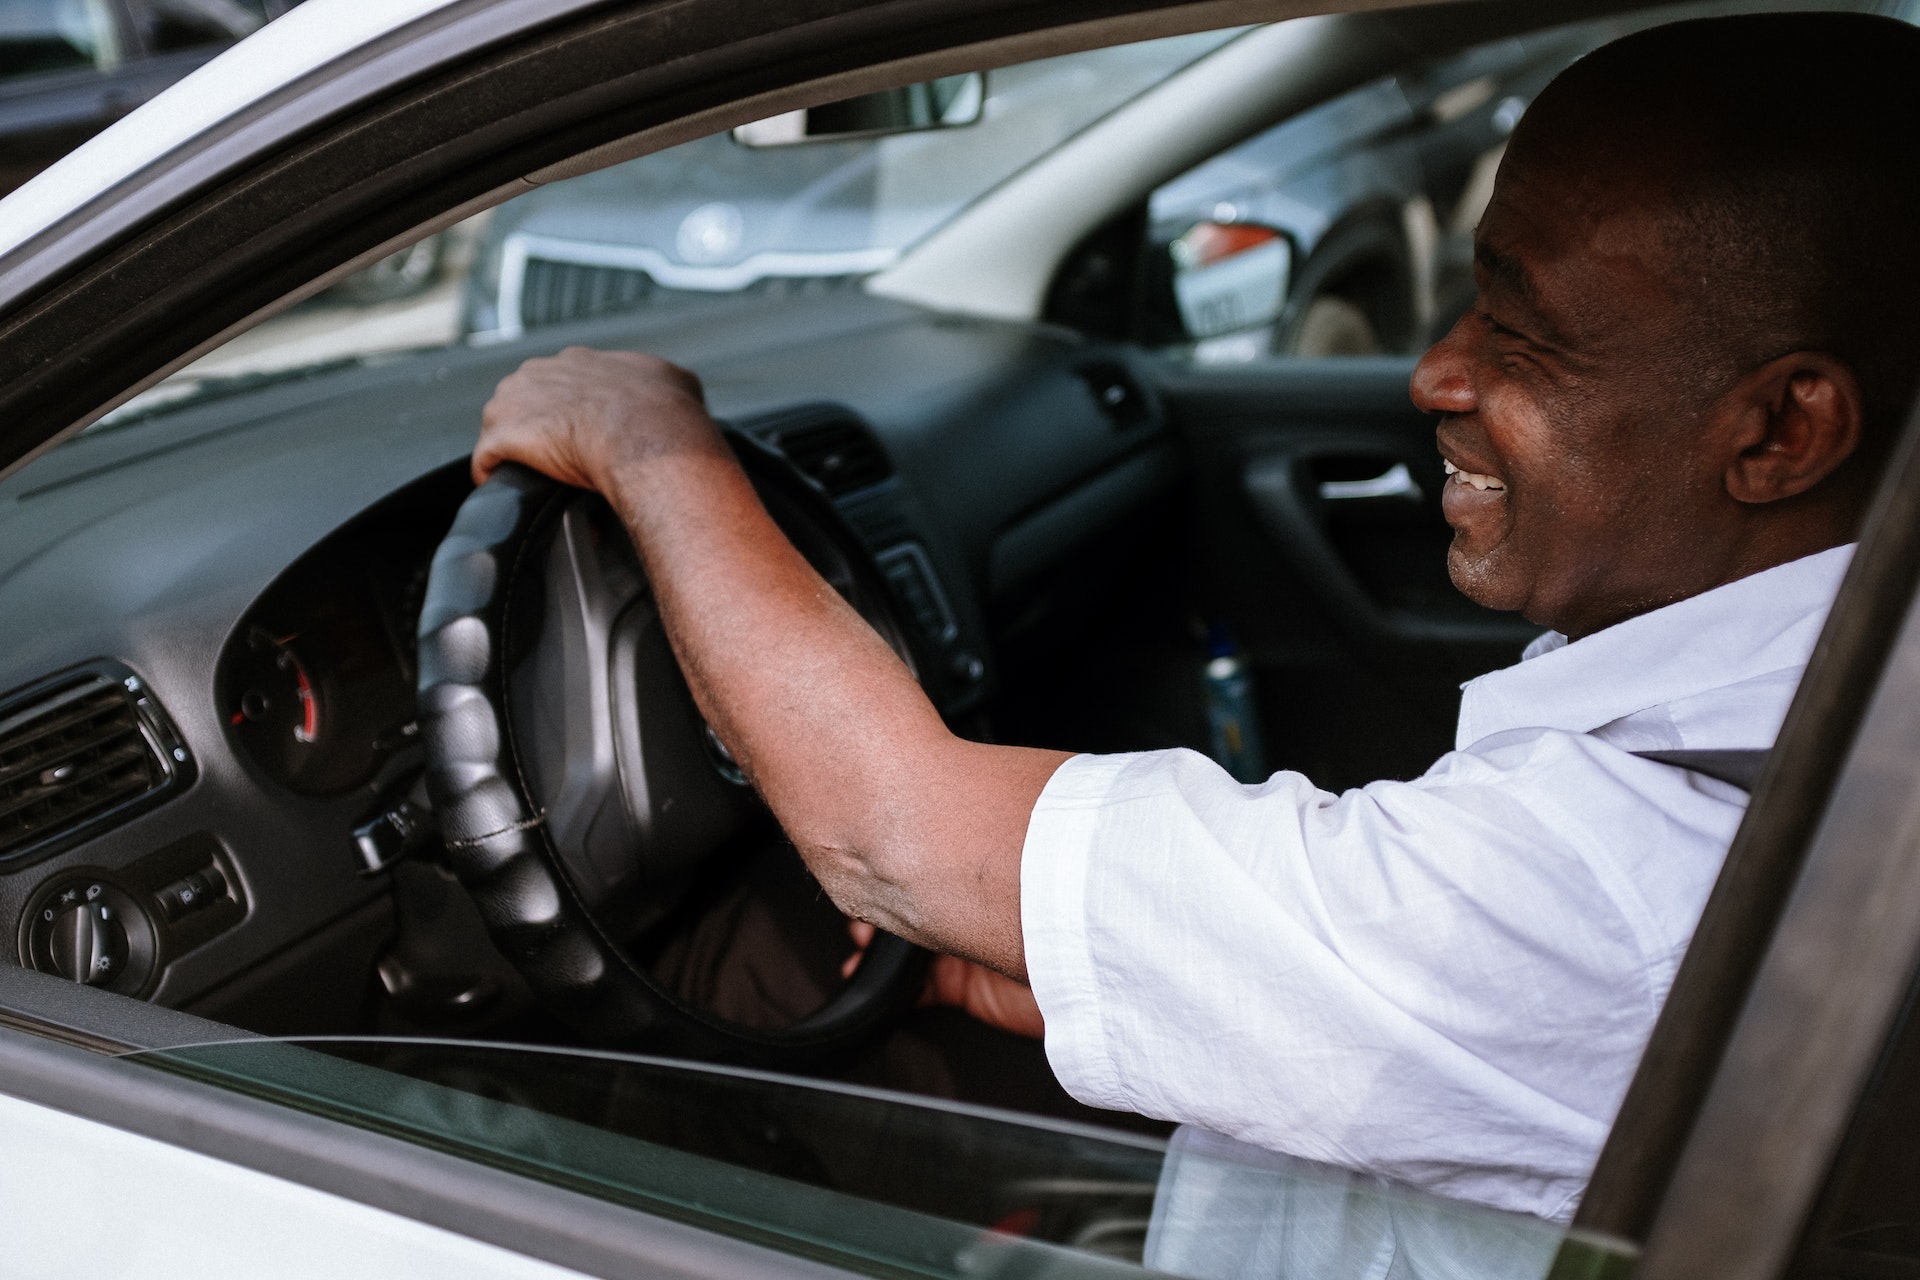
[0, 2, 1588, 1053]
[8, 0, 1920, 1272]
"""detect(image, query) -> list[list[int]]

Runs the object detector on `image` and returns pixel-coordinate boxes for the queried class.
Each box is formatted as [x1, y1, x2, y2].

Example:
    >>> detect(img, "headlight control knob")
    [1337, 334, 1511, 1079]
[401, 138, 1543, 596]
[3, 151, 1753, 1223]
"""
[47, 899, 129, 985]
[19, 877, 157, 996]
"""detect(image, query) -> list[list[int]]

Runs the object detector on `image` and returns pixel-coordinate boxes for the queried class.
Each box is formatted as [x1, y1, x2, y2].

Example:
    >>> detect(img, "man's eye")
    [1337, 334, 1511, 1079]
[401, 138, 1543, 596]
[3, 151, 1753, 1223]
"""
[1484, 314, 1525, 341]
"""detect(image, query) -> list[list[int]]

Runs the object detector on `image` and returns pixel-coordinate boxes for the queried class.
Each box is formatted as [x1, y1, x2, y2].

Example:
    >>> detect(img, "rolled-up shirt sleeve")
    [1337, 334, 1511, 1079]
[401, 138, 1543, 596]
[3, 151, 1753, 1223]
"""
[1020, 739, 1741, 1222]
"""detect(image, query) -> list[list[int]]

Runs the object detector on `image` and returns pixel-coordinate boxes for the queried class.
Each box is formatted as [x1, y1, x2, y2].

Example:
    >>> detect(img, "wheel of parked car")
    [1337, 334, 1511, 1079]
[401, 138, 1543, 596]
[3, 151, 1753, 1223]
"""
[1285, 293, 1384, 356]
[1272, 213, 1414, 356]
[414, 434, 928, 1063]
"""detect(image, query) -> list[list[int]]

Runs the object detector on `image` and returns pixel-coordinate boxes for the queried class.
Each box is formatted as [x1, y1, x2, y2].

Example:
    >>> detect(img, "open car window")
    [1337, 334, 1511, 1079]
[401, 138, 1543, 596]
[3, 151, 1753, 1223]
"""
[120, 1037, 1602, 1279]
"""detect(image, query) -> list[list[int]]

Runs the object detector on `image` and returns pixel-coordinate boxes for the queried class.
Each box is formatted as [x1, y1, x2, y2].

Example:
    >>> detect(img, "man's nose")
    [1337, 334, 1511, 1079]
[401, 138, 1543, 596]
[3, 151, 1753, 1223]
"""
[1410, 315, 1476, 416]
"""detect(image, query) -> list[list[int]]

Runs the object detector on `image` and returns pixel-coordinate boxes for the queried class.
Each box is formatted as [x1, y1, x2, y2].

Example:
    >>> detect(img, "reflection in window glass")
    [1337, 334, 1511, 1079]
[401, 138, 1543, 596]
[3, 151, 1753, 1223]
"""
[0, 0, 117, 79]
[143, 0, 264, 54]
[125, 1039, 1600, 1280]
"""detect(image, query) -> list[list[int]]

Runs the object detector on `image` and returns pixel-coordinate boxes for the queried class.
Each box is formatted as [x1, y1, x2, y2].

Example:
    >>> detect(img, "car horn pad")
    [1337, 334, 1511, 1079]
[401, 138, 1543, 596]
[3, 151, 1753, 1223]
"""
[417, 449, 923, 1063]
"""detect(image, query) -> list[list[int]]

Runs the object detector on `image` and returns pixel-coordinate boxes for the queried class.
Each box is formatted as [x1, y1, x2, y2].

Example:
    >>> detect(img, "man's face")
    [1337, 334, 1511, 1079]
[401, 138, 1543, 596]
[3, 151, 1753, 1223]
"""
[1410, 139, 1732, 639]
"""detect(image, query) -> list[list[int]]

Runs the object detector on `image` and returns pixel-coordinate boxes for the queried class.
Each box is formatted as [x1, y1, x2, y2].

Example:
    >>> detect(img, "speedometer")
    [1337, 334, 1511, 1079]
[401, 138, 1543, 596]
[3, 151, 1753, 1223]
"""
[225, 627, 327, 784]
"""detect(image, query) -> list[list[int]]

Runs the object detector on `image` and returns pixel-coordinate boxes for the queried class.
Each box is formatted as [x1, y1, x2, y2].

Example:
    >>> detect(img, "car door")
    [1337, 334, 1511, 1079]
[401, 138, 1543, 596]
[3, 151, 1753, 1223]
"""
[0, 957, 1598, 1279]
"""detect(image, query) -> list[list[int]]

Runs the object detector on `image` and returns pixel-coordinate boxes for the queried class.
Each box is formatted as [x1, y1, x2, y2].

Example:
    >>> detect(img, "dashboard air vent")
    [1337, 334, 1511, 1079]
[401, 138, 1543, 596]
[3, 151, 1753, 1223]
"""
[0, 667, 189, 864]
[767, 417, 896, 499]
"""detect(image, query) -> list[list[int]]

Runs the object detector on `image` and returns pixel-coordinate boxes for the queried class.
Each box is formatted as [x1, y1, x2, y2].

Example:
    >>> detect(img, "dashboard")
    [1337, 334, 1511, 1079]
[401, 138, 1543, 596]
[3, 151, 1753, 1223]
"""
[0, 291, 1177, 1030]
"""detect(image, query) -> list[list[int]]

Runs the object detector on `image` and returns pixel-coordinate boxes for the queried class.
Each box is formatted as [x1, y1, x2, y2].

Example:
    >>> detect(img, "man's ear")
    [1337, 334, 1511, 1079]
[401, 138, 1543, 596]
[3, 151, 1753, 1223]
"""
[1720, 351, 1863, 505]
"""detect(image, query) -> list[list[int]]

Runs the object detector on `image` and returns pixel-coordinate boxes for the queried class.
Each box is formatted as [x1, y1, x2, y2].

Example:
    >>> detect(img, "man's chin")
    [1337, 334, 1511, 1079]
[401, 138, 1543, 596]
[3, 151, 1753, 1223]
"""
[1446, 543, 1530, 616]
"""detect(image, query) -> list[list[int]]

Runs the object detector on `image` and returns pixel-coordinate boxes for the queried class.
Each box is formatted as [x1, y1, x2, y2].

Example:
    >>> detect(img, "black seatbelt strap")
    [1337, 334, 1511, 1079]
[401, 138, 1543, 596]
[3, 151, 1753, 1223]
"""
[1631, 748, 1768, 793]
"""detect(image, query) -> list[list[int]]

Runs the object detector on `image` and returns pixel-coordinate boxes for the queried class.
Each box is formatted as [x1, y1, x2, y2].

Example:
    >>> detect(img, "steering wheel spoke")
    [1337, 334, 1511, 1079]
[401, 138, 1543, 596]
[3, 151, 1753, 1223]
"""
[417, 437, 927, 1064]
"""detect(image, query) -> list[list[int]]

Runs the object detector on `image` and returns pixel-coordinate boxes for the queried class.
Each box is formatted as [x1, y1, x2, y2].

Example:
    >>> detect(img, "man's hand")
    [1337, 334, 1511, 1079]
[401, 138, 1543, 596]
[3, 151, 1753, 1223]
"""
[842, 922, 1046, 1040]
[473, 347, 722, 491]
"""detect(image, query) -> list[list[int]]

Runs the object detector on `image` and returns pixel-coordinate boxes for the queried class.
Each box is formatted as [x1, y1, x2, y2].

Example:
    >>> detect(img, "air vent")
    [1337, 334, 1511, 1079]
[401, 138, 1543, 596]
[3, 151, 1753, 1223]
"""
[0, 667, 189, 864]
[767, 417, 896, 499]
[876, 543, 959, 646]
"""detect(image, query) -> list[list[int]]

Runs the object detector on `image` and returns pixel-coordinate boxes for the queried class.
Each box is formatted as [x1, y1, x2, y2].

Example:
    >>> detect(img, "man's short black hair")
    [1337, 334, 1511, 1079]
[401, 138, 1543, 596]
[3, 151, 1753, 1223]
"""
[1520, 12, 1920, 455]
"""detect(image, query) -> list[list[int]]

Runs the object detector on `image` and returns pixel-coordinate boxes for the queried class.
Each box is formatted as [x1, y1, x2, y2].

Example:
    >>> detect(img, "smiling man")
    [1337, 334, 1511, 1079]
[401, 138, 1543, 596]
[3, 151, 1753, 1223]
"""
[471, 12, 1920, 1230]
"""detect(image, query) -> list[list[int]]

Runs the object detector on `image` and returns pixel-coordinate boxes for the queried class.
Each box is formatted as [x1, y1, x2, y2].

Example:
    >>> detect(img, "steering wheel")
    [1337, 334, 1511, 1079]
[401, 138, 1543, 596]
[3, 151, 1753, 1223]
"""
[415, 433, 926, 1064]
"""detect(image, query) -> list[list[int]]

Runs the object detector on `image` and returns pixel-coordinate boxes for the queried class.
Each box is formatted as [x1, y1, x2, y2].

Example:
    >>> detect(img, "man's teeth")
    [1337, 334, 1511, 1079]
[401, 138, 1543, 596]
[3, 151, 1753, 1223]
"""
[1441, 459, 1505, 491]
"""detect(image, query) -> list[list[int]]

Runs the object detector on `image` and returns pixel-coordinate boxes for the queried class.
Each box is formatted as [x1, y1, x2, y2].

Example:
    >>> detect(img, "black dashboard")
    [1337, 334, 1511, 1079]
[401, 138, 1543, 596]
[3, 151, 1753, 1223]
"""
[0, 291, 1178, 1029]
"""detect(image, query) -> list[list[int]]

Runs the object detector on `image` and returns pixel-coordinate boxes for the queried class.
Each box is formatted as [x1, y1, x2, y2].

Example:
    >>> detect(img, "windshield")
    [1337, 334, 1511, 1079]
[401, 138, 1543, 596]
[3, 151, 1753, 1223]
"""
[94, 27, 1242, 426]
[122, 1037, 1606, 1279]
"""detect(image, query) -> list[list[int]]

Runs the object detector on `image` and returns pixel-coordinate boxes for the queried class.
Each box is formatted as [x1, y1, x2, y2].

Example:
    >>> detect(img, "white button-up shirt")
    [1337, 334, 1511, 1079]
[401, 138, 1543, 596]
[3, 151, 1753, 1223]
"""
[1021, 544, 1853, 1223]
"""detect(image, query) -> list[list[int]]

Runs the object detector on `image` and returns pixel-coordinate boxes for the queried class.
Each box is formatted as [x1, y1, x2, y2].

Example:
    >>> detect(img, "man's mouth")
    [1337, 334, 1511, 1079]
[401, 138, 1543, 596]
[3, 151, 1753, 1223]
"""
[1442, 459, 1506, 492]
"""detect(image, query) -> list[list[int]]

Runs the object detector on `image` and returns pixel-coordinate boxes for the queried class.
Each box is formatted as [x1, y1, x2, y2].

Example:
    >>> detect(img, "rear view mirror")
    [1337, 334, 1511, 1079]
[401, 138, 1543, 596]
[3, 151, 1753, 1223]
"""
[1169, 221, 1292, 341]
[733, 74, 985, 146]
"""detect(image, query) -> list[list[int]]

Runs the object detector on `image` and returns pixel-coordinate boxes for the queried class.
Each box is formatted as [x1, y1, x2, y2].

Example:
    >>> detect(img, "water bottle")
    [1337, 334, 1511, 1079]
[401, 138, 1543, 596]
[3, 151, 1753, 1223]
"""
[1203, 626, 1266, 783]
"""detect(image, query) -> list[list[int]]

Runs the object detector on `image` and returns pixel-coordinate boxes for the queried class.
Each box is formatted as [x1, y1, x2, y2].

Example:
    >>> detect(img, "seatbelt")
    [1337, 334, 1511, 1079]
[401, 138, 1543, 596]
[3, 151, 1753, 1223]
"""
[1631, 748, 1767, 792]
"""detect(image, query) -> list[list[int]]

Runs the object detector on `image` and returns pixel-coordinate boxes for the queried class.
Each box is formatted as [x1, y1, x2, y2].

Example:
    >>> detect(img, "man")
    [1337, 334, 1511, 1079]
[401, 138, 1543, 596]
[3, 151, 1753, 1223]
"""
[470, 11, 1920, 1228]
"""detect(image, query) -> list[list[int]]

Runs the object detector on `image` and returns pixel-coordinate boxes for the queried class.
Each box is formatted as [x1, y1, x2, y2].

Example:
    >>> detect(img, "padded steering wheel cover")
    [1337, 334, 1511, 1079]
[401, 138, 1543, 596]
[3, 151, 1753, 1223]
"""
[417, 456, 924, 1062]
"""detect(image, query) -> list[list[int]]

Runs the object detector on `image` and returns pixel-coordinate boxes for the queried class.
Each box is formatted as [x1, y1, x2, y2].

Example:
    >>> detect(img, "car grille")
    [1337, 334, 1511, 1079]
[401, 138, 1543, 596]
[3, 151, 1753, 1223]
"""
[514, 257, 869, 332]
[517, 259, 658, 330]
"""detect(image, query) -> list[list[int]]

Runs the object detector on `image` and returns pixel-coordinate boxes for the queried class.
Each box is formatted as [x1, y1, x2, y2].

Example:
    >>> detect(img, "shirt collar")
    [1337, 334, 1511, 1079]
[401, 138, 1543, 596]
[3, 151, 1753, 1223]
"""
[1455, 544, 1855, 750]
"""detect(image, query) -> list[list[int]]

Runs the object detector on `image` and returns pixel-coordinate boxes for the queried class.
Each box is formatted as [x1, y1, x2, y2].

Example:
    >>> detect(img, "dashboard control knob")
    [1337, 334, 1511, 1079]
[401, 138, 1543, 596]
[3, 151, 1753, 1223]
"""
[47, 899, 128, 985]
[22, 877, 158, 995]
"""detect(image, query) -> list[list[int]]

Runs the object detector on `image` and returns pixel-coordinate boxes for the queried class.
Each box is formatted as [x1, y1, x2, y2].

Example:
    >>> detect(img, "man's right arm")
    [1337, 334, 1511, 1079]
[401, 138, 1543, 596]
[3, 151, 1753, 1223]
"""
[474, 347, 1071, 981]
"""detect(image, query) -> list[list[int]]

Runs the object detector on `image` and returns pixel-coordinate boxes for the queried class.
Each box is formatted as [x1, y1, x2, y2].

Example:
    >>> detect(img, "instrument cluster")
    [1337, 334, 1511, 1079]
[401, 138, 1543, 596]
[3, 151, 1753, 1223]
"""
[214, 467, 471, 797]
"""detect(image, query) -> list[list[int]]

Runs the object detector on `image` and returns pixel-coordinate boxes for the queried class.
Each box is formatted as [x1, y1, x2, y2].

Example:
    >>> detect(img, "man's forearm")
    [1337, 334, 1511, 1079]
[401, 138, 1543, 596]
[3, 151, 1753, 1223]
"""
[599, 440, 1066, 979]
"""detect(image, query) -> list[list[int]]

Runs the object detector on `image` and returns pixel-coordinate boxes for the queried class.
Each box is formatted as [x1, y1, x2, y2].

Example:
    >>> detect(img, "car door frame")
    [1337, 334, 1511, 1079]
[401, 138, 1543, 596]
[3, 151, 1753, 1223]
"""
[0, 0, 1915, 1277]
[0, 964, 860, 1278]
[1566, 399, 1920, 1276]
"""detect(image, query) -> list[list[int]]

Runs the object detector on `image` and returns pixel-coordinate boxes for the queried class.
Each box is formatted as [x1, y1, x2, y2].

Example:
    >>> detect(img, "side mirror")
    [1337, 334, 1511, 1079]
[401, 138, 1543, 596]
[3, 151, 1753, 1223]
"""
[1168, 221, 1292, 341]
[733, 74, 985, 147]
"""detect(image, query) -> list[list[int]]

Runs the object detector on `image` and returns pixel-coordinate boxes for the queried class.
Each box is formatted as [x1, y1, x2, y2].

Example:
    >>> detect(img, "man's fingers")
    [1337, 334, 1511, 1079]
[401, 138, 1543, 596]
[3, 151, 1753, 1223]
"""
[838, 919, 879, 980]
[473, 346, 723, 497]
[926, 954, 1046, 1039]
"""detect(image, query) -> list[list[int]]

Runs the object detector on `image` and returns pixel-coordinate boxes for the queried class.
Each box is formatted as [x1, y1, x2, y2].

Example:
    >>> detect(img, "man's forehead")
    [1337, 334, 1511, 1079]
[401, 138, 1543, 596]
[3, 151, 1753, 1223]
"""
[1476, 155, 1685, 337]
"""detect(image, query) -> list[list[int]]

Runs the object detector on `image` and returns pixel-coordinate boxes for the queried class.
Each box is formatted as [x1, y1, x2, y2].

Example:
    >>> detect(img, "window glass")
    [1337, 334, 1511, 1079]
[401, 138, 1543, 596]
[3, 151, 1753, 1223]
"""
[124, 1038, 1593, 1280]
[90, 3, 1920, 433]
[140, 0, 264, 55]
[1143, 19, 1634, 363]
[89, 25, 1245, 428]
[0, 0, 118, 79]
[1790, 971, 1920, 1276]
[461, 28, 1245, 342]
